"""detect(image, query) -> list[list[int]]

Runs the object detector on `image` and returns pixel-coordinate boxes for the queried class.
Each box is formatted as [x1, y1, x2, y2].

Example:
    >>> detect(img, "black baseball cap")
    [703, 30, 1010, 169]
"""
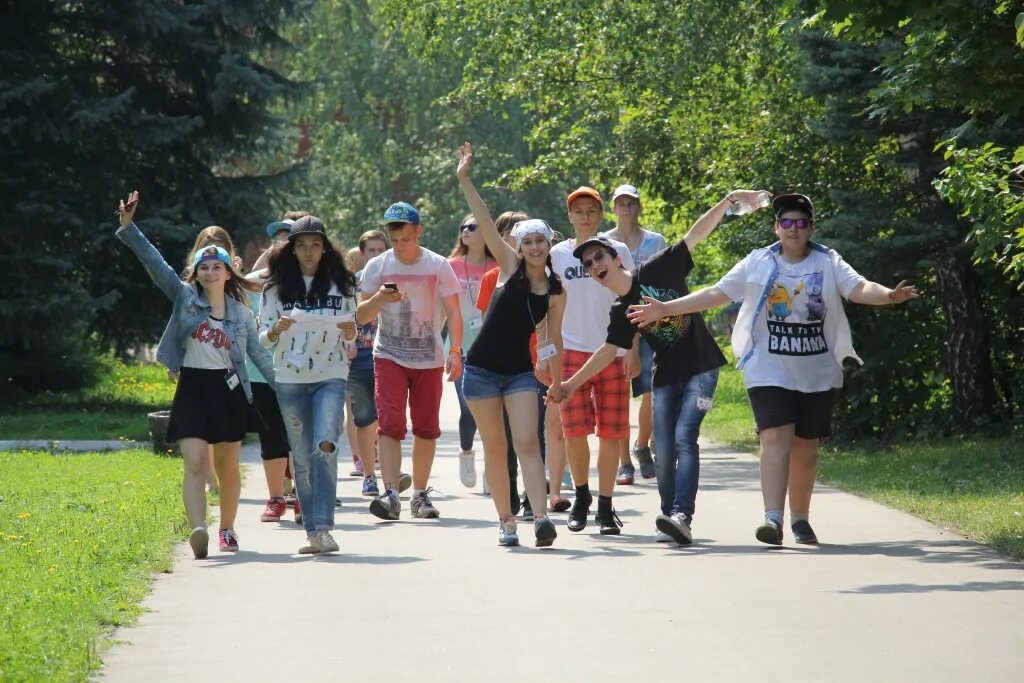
[772, 194, 814, 220]
[288, 215, 327, 240]
[572, 235, 618, 260]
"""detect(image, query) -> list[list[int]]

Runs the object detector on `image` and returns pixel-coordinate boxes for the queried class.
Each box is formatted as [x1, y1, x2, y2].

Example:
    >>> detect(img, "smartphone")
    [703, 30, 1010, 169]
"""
[383, 282, 398, 291]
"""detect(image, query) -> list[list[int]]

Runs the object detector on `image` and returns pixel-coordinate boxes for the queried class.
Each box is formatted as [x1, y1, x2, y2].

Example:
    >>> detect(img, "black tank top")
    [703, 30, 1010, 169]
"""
[467, 278, 549, 376]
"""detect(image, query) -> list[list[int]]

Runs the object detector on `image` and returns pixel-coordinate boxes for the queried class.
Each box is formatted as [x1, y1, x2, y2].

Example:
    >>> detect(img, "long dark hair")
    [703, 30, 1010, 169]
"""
[509, 251, 563, 296]
[264, 233, 357, 303]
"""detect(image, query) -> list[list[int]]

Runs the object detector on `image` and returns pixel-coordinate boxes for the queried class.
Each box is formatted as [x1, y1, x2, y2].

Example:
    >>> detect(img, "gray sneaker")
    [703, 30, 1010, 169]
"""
[298, 533, 322, 554]
[498, 518, 519, 546]
[369, 490, 401, 520]
[398, 472, 413, 493]
[318, 531, 339, 552]
[410, 489, 440, 519]
[633, 444, 656, 479]
[655, 513, 693, 545]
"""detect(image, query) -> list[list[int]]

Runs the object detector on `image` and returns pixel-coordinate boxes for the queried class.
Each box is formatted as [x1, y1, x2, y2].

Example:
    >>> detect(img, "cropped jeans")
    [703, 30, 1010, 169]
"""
[277, 378, 347, 534]
[652, 369, 719, 521]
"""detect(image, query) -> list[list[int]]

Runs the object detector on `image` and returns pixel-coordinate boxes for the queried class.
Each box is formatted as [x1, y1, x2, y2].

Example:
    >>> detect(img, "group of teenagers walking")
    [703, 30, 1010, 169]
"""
[115, 141, 918, 557]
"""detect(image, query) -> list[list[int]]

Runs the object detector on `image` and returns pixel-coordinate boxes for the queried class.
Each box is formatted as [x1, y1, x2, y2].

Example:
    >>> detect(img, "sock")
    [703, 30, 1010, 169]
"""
[598, 495, 612, 513]
[575, 484, 591, 501]
[791, 512, 809, 525]
[412, 488, 424, 498]
[765, 509, 784, 526]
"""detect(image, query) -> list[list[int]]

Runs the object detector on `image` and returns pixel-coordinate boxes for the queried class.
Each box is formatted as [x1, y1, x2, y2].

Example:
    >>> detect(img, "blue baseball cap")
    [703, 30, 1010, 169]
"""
[382, 202, 421, 225]
[266, 218, 294, 238]
[192, 245, 233, 269]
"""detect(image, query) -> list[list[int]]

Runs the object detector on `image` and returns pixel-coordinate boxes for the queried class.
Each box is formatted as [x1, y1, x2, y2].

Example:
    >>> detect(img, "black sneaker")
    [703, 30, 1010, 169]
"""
[521, 496, 534, 521]
[791, 520, 818, 544]
[755, 519, 783, 546]
[534, 516, 557, 547]
[596, 507, 623, 535]
[567, 491, 592, 532]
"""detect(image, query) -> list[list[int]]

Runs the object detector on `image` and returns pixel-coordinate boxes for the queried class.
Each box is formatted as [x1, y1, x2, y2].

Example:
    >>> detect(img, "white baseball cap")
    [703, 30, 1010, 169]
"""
[612, 184, 640, 201]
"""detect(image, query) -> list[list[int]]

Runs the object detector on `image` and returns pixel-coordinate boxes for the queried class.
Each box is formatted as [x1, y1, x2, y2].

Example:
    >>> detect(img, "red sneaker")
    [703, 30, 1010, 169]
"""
[260, 497, 287, 522]
[218, 528, 239, 551]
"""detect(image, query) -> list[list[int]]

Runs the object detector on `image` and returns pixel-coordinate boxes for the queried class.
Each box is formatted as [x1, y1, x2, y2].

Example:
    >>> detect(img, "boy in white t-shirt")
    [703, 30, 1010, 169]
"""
[627, 194, 918, 546]
[547, 186, 637, 535]
[602, 183, 667, 484]
[357, 202, 464, 521]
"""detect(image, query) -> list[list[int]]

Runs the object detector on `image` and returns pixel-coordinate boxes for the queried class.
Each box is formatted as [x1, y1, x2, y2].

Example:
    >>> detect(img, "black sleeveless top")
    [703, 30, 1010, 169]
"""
[467, 278, 549, 376]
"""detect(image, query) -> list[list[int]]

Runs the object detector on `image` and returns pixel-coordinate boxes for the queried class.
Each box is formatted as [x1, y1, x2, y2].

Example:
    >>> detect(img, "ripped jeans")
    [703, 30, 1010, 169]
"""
[276, 378, 347, 534]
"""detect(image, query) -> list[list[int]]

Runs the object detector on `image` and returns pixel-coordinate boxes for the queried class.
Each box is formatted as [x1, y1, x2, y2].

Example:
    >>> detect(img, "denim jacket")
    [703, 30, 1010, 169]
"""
[116, 222, 276, 401]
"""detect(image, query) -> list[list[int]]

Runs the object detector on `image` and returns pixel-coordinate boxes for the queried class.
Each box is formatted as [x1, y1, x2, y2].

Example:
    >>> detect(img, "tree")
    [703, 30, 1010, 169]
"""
[0, 0, 308, 396]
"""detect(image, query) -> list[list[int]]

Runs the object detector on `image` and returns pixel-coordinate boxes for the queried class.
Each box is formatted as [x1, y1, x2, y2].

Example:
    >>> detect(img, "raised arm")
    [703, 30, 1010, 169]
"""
[114, 190, 187, 302]
[684, 189, 771, 252]
[456, 142, 518, 275]
[626, 286, 732, 327]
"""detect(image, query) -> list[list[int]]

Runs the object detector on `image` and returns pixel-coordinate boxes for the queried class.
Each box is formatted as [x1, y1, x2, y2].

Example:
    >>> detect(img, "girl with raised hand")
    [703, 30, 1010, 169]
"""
[115, 191, 275, 558]
[259, 215, 359, 555]
[456, 142, 566, 548]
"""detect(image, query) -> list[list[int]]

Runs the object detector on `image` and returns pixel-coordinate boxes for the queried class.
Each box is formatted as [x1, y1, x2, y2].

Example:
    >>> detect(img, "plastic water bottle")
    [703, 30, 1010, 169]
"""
[726, 191, 771, 216]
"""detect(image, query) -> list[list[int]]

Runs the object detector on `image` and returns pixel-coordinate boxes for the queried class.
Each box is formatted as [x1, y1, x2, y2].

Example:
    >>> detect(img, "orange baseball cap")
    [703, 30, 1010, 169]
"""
[566, 186, 603, 212]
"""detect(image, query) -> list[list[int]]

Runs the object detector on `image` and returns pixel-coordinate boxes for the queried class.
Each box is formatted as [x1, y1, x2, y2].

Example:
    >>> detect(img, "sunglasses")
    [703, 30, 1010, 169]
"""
[581, 250, 610, 270]
[777, 218, 813, 230]
[460, 223, 478, 232]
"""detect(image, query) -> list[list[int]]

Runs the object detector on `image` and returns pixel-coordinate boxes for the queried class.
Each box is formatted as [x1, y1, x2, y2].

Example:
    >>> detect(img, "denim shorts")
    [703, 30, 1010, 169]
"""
[347, 365, 378, 428]
[630, 337, 655, 397]
[462, 364, 540, 401]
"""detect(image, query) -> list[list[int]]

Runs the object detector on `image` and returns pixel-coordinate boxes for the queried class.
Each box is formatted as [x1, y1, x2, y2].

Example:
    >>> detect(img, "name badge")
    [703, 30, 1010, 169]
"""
[536, 343, 558, 361]
[696, 396, 713, 412]
[224, 370, 240, 391]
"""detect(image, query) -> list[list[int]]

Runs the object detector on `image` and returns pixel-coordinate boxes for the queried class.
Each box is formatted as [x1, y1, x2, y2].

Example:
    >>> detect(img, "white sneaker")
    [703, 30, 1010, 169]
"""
[298, 534, 322, 554]
[319, 531, 339, 552]
[459, 449, 477, 488]
[654, 529, 673, 543]
[655, 513, 693, 545]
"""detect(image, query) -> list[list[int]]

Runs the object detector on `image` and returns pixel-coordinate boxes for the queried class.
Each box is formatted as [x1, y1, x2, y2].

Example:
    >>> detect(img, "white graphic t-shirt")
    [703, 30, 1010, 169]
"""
[550, 237, 635, 354]
[361, 248, 461, 369]
[717, 249, 864, 392]
[183, 316, 233, 370]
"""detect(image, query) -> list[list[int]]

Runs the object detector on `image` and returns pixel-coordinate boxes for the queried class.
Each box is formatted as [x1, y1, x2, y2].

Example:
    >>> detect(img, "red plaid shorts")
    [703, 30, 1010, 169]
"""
[558, 349, 629, 439]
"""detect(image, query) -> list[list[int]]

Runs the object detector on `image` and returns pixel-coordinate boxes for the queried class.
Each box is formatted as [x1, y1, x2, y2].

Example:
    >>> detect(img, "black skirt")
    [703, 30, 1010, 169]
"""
[246, 381, 290, 460]
[166, 367, 248, 444]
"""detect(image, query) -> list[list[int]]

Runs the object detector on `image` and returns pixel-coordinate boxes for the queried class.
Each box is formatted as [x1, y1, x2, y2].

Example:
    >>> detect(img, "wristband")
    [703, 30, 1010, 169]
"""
[449, 347, 462, 355]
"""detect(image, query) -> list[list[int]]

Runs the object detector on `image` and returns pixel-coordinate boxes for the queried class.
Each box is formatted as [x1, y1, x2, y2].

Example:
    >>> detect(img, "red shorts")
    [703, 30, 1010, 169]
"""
[374, 358, 443, 440]
[558, 350, 629, 440]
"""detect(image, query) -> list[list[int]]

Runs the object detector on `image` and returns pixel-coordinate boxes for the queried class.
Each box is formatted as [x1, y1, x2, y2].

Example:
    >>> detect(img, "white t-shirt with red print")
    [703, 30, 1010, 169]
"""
[361, 248, 461, 369]
[183, 316, 233, 370]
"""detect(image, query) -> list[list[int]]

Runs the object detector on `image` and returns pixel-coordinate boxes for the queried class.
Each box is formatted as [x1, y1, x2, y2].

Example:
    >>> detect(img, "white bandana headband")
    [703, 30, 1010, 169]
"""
[510, 219, 555, 252]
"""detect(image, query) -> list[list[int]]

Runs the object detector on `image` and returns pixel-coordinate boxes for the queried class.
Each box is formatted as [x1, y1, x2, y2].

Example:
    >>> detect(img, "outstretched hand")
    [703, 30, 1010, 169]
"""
[457, 142, 473, 177]
[117, 190, 139, 227]
[626, 296, 668, 327]
[887, 280, 919, 304]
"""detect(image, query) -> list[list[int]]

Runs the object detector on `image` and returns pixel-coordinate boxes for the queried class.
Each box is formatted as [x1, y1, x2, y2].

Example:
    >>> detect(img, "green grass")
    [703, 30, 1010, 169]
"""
[1, 360, 176, 441]
[0, 448, 185, 681]
[701, 359, 1024, 560]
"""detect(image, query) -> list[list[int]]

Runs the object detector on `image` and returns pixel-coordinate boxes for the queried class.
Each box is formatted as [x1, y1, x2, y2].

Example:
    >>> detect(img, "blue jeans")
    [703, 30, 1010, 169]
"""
[276, 379, 347, 534]
[652, 369, 719, 520]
